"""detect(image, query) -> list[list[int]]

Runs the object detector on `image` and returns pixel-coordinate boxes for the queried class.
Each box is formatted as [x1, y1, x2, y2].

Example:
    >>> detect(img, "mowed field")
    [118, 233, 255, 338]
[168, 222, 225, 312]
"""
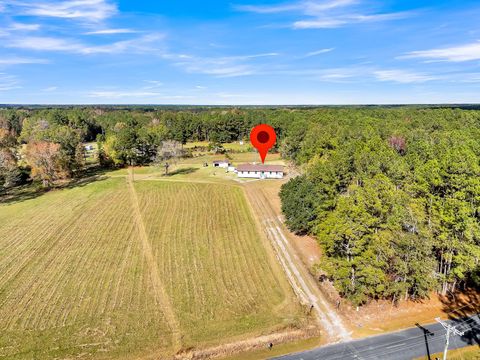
[0, 174, 301, 359]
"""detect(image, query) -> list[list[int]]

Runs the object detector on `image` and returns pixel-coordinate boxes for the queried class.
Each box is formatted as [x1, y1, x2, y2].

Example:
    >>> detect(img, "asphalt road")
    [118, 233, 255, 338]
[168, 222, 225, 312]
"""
[274, 315, 480, 360]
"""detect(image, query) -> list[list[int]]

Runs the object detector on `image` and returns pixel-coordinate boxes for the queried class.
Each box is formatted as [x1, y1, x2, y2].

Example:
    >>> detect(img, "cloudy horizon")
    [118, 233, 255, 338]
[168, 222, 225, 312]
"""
[1, 0, 480, 104]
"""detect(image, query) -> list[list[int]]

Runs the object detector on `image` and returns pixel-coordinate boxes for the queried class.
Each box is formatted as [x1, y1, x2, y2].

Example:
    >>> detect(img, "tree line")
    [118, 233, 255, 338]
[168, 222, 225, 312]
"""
[279, 107, 480, 304]
[0, 107, 299, 188]
[1, 105, 478, 306]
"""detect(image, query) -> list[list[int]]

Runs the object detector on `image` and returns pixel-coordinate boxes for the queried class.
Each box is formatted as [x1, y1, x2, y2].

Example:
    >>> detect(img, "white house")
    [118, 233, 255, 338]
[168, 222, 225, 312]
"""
[236, 164, 284, 179]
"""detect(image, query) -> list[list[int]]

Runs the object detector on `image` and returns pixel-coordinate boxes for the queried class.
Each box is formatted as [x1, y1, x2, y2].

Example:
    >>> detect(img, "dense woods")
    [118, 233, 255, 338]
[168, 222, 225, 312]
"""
[1, 105, 479, 305]
[279, 108, 480, 304]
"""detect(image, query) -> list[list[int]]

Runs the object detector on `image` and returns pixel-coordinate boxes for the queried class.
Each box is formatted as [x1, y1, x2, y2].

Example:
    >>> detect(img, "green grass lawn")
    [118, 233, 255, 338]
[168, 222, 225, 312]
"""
[184, 141, 253, 153]
[415, 346, 480, 360]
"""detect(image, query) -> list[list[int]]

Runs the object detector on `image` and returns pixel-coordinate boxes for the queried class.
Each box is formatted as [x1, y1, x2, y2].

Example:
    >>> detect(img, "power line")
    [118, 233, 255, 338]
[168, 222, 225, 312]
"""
[302, 315, 480, 360]
[436, 317, 467, 360]
[319, 316, 480, 360]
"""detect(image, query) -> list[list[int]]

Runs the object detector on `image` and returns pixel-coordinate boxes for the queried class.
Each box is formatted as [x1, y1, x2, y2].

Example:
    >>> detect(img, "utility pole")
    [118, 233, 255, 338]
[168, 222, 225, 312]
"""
[435, 317, 465, 360]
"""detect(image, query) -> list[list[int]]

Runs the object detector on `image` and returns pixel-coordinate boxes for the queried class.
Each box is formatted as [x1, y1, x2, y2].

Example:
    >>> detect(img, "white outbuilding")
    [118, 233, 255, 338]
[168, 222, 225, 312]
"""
[213, 160, 231, 168]
[236, 164, 284, 179]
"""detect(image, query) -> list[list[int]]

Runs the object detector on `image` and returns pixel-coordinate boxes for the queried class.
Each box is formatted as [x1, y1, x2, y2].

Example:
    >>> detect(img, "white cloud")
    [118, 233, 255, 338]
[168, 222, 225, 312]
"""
[5, 34, 164, 55]
[304, 48, 334, 57]
[294, 18, 346, 28]
[0, 57, 49, 65]
[350, 12, 410, 22]
[6, 36, 82, 52]
[143, 80, 163, 89]
[268, 66, 438, 84]
[229, 52, 279, 60]
[0, 73, 20, 91]
[84, 28, 139, 35]
[201, 65, 254, 77]
[457, 73, 480, 83]
[403, 41, 480, 62]
[7, 0, 117, 21]
[177, 62, 255, 77]
[293, 11, 410, 29]
[303, 0, 358, 15]
[374, 69, 436, 83]
[236, 0, 411, 29]
[174, 52, 278, 77]
[234, 2, 302, 14]
[235, 0, 356, 14]
[269, 66, 366, 81]
[42, 86, 58, 91]
[9, 22, 41, 31]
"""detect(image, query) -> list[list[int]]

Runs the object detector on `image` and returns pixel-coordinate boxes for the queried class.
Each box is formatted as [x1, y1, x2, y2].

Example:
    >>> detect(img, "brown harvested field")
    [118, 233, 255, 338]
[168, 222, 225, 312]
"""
[0, 173, 304, 359]
[0, 178, 172, 359]
[134, 180, 302, 348]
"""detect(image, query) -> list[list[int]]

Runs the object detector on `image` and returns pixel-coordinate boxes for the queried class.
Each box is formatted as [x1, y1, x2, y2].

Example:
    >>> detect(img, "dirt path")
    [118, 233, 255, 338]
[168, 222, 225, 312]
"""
[127, 168, 182, 352]
[243, 182, 351, 343]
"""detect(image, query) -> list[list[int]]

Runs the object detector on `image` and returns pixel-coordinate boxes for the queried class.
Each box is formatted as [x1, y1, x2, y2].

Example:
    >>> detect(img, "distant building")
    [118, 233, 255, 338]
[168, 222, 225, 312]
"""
[236, 164, 284, 179]
[213, 160, 231, 168]
[84, 144, 94, 151]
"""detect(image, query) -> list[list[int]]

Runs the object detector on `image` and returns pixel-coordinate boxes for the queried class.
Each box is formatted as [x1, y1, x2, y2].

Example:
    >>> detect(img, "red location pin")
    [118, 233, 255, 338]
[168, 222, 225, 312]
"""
[250, 124, 277, 164]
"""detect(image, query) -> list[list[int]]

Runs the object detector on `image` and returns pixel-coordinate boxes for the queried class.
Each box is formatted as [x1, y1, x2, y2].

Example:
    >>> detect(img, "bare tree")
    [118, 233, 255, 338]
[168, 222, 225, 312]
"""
[155, 140, 183, 175]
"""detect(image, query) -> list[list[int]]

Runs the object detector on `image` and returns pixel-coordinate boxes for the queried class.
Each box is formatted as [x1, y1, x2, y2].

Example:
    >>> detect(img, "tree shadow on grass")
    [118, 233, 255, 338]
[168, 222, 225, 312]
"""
[164, 167, 198, 177]
[0, 165, 110, 205]
[439, 287, 480, 348]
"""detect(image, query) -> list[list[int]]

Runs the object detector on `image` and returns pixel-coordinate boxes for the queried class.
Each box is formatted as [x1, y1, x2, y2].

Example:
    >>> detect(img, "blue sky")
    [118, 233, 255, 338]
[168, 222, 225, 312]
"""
[1, 0, 480, 104]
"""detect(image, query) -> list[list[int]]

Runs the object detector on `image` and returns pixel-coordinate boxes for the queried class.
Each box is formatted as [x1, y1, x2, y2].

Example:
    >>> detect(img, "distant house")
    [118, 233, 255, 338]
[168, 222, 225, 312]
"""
[236, 164, 284, 179]
[213, 160, 231, 168]
[84, 144, 94, 151]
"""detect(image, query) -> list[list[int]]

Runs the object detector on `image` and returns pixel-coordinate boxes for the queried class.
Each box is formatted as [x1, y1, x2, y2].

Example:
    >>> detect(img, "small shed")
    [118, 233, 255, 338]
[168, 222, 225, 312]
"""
[213, 160, 231, 168]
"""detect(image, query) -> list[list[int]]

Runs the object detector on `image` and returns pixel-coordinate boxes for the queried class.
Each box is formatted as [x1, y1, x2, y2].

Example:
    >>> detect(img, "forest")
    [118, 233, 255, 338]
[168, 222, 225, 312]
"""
[279, 107, 480, 305]
[1, 105, 479, 305]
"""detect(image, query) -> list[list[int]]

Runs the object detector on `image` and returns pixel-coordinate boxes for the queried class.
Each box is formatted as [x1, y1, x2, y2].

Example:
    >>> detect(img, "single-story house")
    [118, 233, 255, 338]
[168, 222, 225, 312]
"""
[213, 160, 231, 168]
[236, 164, 284, 179]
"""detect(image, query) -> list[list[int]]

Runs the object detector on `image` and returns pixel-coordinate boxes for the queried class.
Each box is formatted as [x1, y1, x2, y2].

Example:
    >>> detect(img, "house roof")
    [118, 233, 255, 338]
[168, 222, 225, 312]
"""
[213, 159, 230, 164]
[236, 163, 284, 172]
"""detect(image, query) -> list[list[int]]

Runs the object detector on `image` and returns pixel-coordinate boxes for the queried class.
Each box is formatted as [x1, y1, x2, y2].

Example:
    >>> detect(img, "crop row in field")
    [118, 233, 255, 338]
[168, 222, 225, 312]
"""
[0, 176, 300, 359]
[135, 180, 298, 348]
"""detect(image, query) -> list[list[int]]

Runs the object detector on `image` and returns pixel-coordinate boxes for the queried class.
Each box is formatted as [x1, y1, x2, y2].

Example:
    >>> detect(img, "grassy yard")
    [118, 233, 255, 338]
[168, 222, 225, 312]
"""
[106, 152, 284, 183]
[184, 141, 253, 153]
[0, 170, 301, 358]
[415, 346, 480, 360]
